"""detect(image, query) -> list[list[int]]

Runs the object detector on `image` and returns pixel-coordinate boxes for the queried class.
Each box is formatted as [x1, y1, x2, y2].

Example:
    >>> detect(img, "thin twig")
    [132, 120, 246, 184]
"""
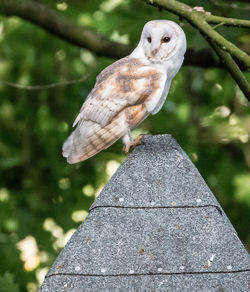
[0, 75, 90, 90]
[213, 22, 226, 30]
[192, 18, 250, 68]
[205, 15, 250, 28]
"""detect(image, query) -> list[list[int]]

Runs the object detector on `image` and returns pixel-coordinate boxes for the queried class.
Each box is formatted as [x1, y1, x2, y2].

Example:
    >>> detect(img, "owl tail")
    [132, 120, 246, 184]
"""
[62, 115, 127, 164]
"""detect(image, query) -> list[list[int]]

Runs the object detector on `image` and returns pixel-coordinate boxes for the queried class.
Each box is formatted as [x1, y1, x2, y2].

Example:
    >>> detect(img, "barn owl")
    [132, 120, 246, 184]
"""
[63, 20, 186, 164]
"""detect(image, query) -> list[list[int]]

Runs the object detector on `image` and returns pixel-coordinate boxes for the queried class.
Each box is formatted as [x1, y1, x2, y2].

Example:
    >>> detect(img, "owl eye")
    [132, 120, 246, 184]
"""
[162, 36, 171, 43]
[147, 37, 152, 43]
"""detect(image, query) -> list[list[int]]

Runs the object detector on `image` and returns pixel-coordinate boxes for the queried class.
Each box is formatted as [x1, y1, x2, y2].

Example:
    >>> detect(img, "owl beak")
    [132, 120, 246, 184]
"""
[151, 47, 159, 56]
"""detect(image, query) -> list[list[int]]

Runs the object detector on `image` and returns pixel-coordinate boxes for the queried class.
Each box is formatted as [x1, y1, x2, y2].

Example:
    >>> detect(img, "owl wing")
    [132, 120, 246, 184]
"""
[63, 56, 166, 164]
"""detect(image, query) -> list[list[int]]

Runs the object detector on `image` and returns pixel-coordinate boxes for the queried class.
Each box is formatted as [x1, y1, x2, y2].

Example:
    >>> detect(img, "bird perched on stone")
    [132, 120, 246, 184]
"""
[63, 20, 186, 164]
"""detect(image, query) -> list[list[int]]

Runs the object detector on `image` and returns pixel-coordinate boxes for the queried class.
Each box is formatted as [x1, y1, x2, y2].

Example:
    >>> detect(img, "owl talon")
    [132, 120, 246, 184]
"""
[122, 135, 144, 153]
[134, 135, 144, 146]
[132, 134, 144, 149]
[122, 143, 132, 153]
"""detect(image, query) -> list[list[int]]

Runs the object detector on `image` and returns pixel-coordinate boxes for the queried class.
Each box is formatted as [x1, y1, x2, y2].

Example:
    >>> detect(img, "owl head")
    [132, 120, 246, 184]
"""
[138, 20, 186, 63]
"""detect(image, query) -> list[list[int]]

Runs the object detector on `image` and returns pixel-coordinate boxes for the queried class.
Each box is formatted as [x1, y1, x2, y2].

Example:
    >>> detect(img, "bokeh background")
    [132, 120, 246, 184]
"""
[0, 0, 249, 291]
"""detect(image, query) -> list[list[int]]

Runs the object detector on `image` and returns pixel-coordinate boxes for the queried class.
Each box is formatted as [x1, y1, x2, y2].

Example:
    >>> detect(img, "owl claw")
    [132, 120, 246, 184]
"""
[134, 134, 144, 146]
[122, 135, 144, 153]
[122, 143, 132, 153]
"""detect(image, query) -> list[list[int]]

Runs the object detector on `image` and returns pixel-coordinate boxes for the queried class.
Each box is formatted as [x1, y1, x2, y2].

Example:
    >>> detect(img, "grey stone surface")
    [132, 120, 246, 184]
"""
[41, 272, 250, 292]
[46, 207, 249, 276]
[40, 135, 250, 292]
[90, 135, 220, 210]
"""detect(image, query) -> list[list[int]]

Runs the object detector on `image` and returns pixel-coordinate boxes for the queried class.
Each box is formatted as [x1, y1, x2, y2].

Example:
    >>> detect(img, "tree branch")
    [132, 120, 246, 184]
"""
[146, 0, 250, 67]
[205, 14, 250, 28]
[0, 0, 231, 70]
[0, 0, 132, 59]
[144, 0, 250, 99]
[0, 75, 91, 90]
[193, 18, 250, 67]
[208, 40, 250, 101]
[0, 0, 249, 86]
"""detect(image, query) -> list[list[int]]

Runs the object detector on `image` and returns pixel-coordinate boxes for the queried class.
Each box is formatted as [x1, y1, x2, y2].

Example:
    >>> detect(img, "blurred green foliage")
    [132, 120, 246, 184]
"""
[0, 273, 19, 292]
[0, 0, 249, 291]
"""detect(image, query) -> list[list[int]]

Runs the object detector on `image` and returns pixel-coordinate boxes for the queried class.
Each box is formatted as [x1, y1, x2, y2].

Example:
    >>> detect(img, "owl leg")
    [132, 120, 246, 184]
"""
[122, 130, 143, 153]
[122, 130, 133, 152]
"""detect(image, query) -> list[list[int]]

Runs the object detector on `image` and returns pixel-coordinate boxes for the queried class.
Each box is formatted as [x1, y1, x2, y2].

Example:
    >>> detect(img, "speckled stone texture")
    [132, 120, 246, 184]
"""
[40, 135, 250, 291]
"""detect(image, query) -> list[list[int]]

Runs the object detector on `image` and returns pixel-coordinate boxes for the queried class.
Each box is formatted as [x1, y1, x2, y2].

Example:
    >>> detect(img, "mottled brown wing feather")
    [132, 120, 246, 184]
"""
[63, 56, 165, 163]
[73, 57, 162, 127]
[63, 112, 127, 163]
[63, 104, 149, 164]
